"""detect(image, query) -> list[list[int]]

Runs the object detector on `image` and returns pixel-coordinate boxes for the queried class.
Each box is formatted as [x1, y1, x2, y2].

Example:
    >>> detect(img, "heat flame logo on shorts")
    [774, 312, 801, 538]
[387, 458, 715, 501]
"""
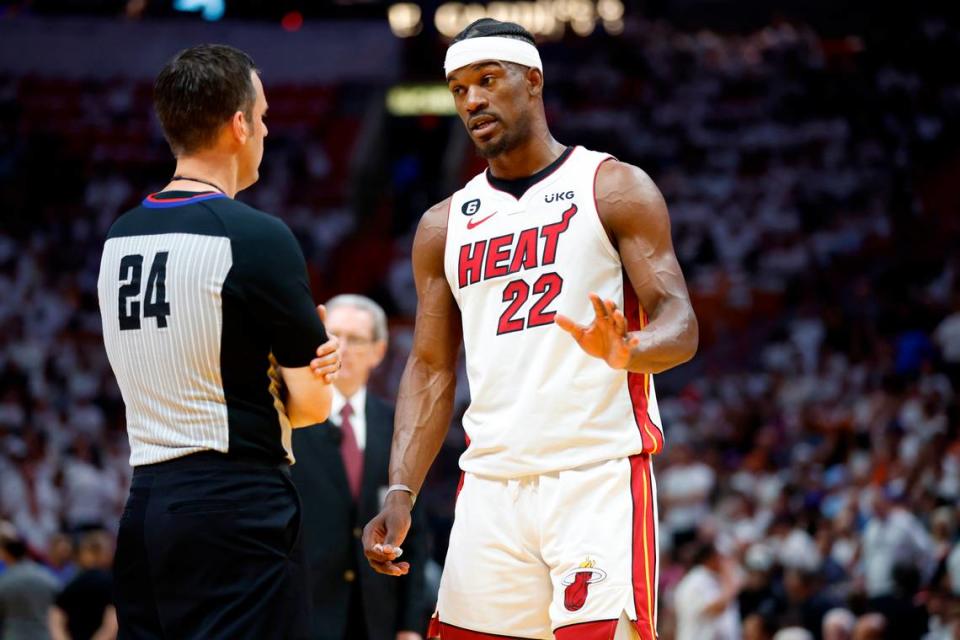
[561, 558, 607, 612]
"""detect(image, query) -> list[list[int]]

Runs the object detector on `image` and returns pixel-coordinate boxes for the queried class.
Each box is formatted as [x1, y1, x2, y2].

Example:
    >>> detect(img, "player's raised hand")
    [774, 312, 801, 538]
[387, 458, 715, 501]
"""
[362, 493, 413, 577]
[311, 304, 342, 383]
[555, 293, 640, 370]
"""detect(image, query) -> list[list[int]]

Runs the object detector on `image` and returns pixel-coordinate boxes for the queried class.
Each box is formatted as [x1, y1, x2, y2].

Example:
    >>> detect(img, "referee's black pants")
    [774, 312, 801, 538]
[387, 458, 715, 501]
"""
[114, 451, 311, 639]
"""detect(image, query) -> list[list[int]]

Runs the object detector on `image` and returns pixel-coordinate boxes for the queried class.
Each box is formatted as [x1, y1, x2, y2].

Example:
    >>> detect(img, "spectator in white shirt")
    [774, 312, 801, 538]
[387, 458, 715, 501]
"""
[934, 304, 960, 368]
[61, 437, 118, 531]
[660, 441, 716, 547]
[861, 487, 934, 598]
[947, 542, 960, 596]
[674, 542, 742, 640]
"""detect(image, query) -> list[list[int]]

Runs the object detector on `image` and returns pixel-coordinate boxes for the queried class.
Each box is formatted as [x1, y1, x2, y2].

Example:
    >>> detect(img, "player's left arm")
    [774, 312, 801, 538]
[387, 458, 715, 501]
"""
[557, 160, 697, 373]
[601, 160, 697, 372]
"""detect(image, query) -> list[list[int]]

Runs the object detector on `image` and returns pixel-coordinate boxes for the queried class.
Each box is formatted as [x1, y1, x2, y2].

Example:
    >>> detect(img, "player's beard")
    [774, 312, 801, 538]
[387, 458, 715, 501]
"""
[474, 110, 532, 159]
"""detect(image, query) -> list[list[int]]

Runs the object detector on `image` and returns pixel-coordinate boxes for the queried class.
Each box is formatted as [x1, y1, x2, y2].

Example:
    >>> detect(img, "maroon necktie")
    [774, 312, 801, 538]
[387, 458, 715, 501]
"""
[339, 402, 363, 500]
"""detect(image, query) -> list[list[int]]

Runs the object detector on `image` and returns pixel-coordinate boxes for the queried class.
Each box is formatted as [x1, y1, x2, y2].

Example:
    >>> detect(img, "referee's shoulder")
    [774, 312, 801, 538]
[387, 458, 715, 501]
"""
[104, 203, 149, 239]
[204, 197, 296, 241]
[203, 200, 308, 272]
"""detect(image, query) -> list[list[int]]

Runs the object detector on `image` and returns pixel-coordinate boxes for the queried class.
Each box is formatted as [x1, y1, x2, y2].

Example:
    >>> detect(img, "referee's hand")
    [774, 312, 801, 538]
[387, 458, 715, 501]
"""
[363, 492, 412, 576]
[310, 304, 342, 384]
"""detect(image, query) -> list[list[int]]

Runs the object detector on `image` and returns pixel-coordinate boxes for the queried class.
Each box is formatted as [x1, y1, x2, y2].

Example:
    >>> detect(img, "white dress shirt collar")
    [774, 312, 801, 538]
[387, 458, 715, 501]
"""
[330, 386, 367, 451]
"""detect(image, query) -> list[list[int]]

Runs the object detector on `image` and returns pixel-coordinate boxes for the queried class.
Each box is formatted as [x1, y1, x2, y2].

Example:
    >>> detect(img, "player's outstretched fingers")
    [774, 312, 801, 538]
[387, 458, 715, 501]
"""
[611, 308, 627, 337]
[554, 313, 583, 338]
[316, 304, 327, 323]
[589, 292, 609, 322]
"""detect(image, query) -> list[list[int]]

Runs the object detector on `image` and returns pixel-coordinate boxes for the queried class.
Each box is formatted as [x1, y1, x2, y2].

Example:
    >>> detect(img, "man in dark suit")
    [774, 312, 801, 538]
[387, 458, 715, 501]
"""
[292, 295, 427, 640]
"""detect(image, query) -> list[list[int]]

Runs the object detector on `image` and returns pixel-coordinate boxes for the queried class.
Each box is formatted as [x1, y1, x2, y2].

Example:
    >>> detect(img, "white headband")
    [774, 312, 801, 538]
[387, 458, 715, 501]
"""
[444, 36, 543, 77]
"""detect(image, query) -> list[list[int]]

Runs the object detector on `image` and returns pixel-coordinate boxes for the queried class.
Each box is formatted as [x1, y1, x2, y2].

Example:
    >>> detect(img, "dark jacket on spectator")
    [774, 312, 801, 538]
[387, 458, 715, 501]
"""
[291, 394, 428, 640]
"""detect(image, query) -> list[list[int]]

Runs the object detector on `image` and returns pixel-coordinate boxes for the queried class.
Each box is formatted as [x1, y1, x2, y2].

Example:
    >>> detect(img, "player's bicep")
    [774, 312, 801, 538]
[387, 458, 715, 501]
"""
[409, 200, 461, 370]
[409, 277, 460, 370]
[599, 161, 693, 319]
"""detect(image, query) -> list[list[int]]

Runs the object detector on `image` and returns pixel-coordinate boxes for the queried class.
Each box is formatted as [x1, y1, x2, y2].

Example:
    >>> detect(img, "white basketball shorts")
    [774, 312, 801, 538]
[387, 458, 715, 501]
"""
[429, 454, 659, 640]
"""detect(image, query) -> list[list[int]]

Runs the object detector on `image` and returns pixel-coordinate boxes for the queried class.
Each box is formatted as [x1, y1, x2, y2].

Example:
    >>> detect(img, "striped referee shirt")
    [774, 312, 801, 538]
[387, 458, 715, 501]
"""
[97, 191, 327, 466]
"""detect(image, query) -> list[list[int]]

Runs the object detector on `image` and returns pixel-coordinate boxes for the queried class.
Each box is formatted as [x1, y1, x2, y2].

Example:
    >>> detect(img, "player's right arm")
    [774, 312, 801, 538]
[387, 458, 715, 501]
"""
[363, 198, 461, 576]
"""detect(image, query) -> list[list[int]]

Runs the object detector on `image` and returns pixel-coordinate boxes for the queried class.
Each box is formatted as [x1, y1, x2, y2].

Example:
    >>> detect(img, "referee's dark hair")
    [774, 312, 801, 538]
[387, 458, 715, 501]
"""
[154, 44, 258, 156]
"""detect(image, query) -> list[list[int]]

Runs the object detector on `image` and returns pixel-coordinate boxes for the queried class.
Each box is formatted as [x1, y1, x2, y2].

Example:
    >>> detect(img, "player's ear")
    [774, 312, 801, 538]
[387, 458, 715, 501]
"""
[526, 67, 544, 97]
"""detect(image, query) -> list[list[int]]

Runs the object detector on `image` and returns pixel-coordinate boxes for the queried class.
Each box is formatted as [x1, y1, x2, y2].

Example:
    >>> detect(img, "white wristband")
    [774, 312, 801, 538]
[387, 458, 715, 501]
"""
[386, 484, 417, 506]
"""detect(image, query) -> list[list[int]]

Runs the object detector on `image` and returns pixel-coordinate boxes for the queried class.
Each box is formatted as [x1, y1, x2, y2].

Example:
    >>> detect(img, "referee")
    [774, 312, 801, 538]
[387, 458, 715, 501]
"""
[96, 45, 339, 639]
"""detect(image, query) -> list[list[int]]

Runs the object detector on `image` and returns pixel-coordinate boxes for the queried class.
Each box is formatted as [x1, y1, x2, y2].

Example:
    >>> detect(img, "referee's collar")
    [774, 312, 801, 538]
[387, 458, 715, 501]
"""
[142, 191, 228, 209]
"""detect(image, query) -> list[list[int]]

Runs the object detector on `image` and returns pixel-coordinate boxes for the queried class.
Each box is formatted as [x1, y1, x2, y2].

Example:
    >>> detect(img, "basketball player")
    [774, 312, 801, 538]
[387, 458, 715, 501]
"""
[97, 45, 340, 639]
[363, 19, 698, 640]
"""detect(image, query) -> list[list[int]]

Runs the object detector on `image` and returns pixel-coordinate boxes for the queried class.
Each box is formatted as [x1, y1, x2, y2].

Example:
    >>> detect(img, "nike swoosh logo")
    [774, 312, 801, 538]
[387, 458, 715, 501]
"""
[466, 211, 497, 230]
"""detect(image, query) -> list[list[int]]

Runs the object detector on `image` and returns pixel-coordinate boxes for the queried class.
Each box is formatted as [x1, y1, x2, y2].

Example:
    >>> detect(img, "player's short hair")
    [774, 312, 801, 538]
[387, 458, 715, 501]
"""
[154, 44, 258, 156]
[326, 294, 389, 343]
[451, 18, 536, 46]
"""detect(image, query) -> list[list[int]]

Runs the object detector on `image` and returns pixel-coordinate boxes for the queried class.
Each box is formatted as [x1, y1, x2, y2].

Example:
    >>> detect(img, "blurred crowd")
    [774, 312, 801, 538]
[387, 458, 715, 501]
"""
[1, 10, 959, 640]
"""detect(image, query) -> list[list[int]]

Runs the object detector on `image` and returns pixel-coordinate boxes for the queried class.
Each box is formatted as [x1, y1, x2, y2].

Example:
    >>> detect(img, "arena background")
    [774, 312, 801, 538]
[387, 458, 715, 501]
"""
[1, 0, 959, 638]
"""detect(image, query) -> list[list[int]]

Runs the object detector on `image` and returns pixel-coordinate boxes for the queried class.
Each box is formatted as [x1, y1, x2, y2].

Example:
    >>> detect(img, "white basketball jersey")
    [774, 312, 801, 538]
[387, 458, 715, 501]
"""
[444, 146, 665, 479]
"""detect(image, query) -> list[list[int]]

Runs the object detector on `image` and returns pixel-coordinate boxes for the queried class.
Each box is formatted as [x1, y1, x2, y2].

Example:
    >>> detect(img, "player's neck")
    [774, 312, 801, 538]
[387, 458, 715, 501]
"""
[486, 131, 566, 181]
[167, 154, 242, 198]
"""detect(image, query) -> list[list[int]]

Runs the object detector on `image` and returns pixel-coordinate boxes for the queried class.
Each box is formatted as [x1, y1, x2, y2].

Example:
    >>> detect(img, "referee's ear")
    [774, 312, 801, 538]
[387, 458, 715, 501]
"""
[231, 110, 251, 145]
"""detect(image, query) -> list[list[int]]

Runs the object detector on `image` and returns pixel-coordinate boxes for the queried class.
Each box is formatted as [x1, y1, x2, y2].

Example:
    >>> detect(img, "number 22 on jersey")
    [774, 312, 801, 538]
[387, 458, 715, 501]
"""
[498, 272, 564, 335]
[457, 204, 577, 336]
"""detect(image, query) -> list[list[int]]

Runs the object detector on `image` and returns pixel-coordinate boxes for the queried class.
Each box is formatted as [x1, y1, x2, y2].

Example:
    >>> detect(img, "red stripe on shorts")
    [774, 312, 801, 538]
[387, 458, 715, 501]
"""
[554, 619, 619, 640]
[630, 454, 658, 639]
[435, 621, 542, 639]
